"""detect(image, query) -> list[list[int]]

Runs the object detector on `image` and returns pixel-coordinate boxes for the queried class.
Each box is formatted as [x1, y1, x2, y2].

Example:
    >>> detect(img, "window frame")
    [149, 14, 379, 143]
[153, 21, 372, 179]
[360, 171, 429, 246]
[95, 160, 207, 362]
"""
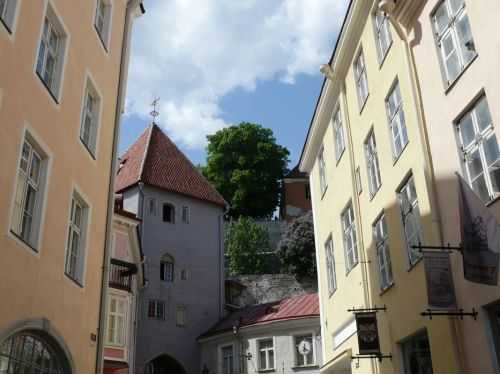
[455, 95, 499, 202]
[324, 235, 337, 297]
[293, 332, 316, 367]
[182, 205, 190, 224]
[94, 0, 113, 51]
[431, 0, 477, 88]
[318, 147, 327, 196]
[332, 106, 345, 162]
[106, 293, 128, 347]
[257, 338, 275, 371]
[364, 129, 382, 198]
[373, 10, 392, 65]
[353, 48, 369, 111]
[79, 74, 102, 159]
[147, 299, 165, 320]
[160, 255, 174, 282]
[0, 0, 19, 34]
[220, 343, 235, 374]
[385, 80, 409, 160]
[341, 202, 359, 273]
[176, 305, 187, 327]
[373, 213, 393, 291]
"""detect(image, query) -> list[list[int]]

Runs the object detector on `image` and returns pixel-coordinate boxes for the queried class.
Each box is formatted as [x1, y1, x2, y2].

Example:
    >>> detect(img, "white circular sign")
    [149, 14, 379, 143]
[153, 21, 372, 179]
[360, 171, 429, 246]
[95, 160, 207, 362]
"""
[298, 340, 312, 355]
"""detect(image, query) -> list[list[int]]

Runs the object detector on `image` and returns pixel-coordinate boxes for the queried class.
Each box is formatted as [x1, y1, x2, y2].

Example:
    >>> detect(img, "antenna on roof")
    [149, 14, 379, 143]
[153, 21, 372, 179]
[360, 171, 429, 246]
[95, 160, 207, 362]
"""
[150, 97, 160, 124]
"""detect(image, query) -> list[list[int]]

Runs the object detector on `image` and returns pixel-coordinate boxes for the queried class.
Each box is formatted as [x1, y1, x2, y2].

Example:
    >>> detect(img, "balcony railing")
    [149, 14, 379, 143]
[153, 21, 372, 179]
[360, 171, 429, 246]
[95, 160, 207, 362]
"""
[109, 258, 137, 292]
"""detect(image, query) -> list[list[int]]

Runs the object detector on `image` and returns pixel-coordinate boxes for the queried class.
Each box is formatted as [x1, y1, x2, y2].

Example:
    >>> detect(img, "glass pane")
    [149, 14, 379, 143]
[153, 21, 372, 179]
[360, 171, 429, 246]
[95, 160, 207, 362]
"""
[36, 42, 46, 77]
[450, 0, 464, 15]
[268, 349, 274, 368]
[30, 154, 41, 184]
[459, 113, 475, 147]
[24, 186, 37, 215]
[476, 98, 492, 132]
[73, 203, 82, 228]
[44, 55, 55, 88]
[489, 161, 500, 196]
[456, 14, 475, 63]
[443, 35, 460, 81]
[110, 299, 116, 313]
[259, 351, 266, 369]
[468, 149, 484, 180]
[472, 173, 489, 202]
[484, 136, 500, 166]
[434, 3, 450, 34]
[21, 143, 31, 172]
[49, 29, 58, 54]
[23, 336, 34, 361]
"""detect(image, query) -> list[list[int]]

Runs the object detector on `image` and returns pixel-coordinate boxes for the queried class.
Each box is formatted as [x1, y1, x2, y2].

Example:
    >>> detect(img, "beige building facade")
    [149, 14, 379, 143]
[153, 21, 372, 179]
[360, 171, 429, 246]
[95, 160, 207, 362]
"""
[0, 0, 142, 372]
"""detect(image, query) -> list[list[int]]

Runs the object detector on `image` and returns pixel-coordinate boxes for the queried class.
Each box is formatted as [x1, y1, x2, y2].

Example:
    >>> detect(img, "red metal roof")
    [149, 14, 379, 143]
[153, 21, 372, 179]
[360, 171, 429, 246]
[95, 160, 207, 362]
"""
[115, 124, 226, 208]
[199, 293, 319, 339]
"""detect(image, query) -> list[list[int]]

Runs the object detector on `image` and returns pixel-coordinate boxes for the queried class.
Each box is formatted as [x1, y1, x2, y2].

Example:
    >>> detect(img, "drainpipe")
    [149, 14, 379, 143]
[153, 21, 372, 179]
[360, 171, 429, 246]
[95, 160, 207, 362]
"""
[380, 2, 465, 373]
[95, 2, 144, 373]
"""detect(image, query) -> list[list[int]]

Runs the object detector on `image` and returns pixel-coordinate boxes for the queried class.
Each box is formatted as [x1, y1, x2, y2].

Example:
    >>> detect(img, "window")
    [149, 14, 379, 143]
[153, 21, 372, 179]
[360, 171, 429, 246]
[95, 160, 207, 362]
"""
[160, 254, 174, 282]
[176, 305, 187, 327]
[386, 81, 408, 158]
[0, 332, 68, 374]
[147, 299, 165, 319]
[373, 214, 393, 290]
[318, 147, 327, 195]
[432, 0, 476, 85]
[354, 49, 369, 109]
[95, 0, 112, 49]
[258, 339, 274, 370]
[182, 206, 190, 223]
[0, 0, 17, 32]
[80, 80, 101, 156]
[355, 166, 363, 195]
[341, 203, 358, 272]
[221, 345, 234, 374]
[374, 11, 392, 63]
[65, 193, 88, 284]
[364, 130, 382, 197]
[332, 108, 345, 161]
[163, 203, 175, 223]
[398, 176, 423, 266]
[294, 334, 315, 367]
[36, 5, 67, 101]
[106, 295, 127, 346]
[148, 198, 156, 216]
[324, 236, 337, 296]
[401, 331, 434, 374]
[11, 138, 46, 249]
[180, 269, 188, 280]
[456, 96, 500, 202]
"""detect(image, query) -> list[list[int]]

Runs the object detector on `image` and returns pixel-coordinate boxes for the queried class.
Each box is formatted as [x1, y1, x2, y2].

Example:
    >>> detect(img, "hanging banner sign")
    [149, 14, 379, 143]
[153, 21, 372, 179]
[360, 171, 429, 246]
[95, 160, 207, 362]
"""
[355, 312, 381, 355]
[423, 251, 457, 310]
[458, 175, 500, 285]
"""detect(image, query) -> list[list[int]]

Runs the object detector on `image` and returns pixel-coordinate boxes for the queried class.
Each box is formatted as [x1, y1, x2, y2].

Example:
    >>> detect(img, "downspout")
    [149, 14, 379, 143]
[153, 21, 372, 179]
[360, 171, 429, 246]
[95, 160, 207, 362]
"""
[95, 2, 143, 373]
[381, 2, 465, 373]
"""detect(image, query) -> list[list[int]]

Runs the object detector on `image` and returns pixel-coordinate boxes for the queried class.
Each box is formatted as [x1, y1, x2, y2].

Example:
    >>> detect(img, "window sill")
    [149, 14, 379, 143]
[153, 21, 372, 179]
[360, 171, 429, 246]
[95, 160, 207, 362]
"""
[36, 72, 60, 105]
[320, 185, 328, 200]
[328, 289, 337, 299]
[486, 194, 500, 207]
[392, 140, 409, 166]
[65, 273, 84, 288]
[258, 369, 275, 373]
[94, 26, 109, 54]
[379, 282, 394, 296]
[345, 261, 359, 277]
[9, 230, 39, 253]
[407, 256, 423, 272]
[378, 42, 393, 69]
[292, 365, 319, 371]
[444, 54, 478, 95]
[369, 184, 382, 202]
[0, 16, 12, 35]
[80, 138, 97, 160]
[335, 149, 345, 166]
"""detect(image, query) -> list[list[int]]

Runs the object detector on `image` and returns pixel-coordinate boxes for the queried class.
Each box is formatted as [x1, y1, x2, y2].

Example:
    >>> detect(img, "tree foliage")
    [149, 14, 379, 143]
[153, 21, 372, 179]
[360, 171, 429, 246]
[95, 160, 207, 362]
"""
[203, 122, 289, 219]
[226, 217, 272, 275]
[277, 212, 316, 278]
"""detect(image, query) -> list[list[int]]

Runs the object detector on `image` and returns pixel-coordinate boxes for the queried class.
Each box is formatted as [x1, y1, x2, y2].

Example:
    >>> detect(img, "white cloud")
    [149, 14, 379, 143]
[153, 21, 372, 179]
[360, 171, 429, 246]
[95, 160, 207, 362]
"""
[125, 0, 349, 149]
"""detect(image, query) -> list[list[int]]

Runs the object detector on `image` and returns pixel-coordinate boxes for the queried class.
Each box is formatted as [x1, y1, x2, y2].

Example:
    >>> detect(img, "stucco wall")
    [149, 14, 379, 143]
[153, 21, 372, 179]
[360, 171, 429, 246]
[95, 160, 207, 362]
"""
[126, 185, 225, 374]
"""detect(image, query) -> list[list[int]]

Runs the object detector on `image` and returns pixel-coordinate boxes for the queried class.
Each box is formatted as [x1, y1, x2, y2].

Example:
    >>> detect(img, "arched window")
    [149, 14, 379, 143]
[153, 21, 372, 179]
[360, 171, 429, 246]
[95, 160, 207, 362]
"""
[0, 331, 70, 373]
[160, 254, 174, 282]
[162, 203, 175, 223]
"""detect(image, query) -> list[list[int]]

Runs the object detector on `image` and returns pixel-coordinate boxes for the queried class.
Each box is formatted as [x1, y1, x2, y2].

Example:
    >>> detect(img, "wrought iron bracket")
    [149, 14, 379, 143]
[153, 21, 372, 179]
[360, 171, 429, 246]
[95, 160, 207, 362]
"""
[351, 354, 392, 368]
[421, 308, 478, 320]
[347, 305, 387, 313]
[411, 243, 462, 253]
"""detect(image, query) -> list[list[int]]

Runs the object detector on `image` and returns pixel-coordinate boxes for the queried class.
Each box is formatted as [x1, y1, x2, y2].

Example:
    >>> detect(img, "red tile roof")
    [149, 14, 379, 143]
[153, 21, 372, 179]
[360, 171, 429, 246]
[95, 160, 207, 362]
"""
[199, 293, 319, 339]
[115, 124, 226, 208]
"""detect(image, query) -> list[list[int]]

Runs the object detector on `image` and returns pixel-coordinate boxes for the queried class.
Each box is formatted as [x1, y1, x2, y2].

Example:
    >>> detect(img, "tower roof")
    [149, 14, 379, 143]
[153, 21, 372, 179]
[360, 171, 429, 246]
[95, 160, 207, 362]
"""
[115, 124, 226, 208]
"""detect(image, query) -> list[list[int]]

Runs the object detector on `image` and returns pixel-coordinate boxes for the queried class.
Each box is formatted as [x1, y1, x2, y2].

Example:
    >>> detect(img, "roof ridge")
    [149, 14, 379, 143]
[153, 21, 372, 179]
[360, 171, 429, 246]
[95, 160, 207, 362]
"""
[139, 123, 155, 181]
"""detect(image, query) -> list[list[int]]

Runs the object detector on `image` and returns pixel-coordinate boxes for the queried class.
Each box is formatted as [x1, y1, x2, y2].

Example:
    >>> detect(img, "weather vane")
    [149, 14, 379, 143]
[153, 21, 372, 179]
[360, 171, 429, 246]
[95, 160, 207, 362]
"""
[150, 97, 160, 123]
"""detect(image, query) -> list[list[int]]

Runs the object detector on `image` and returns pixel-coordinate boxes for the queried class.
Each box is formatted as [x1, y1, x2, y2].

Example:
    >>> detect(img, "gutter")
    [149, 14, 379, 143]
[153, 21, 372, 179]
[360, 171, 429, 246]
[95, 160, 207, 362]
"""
[95, 1, 144, 373]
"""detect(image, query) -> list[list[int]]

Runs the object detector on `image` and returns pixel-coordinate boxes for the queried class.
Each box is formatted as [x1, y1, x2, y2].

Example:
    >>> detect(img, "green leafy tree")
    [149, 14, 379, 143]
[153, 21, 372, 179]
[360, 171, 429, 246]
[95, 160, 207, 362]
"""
[278, 212, 316, 278]
[226, 217, 272, 275]
[203, 122, 289, 219]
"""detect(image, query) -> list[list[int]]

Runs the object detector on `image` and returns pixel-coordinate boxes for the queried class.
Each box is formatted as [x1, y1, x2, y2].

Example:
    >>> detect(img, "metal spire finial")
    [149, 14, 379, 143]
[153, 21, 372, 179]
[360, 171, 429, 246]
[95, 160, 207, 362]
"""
[150, 97, 160, 123]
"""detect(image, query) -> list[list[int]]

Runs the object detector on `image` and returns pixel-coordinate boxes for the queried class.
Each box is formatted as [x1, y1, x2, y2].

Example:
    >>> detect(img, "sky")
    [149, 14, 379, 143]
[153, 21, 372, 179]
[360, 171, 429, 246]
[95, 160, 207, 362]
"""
[119, 0, 349, 167]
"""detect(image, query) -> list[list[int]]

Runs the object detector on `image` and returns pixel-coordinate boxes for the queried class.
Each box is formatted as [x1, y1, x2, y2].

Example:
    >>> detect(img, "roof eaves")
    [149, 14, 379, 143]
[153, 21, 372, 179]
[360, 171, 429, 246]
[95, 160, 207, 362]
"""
[139, 123, 155, 182]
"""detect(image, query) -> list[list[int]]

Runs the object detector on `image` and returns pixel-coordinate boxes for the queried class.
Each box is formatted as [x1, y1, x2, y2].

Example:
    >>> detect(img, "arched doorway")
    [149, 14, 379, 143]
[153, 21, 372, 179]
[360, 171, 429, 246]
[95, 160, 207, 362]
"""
[0, 330, 73, 373]
[145, 354, 187, 374]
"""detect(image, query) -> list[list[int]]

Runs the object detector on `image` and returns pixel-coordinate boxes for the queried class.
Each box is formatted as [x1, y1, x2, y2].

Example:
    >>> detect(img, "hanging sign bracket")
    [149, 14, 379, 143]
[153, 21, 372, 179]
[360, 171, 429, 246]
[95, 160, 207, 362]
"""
[421, 308, 478, 320]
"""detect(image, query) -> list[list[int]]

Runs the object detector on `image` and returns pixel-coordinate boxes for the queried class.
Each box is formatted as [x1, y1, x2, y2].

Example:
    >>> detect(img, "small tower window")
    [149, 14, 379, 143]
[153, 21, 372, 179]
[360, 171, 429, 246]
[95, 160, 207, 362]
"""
[162, 203, 175, 223]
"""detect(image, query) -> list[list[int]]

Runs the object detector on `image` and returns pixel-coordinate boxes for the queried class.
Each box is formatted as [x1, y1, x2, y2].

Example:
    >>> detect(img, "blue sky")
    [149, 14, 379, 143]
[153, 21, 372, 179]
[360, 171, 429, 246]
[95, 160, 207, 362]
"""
[119, 0, 348, 167]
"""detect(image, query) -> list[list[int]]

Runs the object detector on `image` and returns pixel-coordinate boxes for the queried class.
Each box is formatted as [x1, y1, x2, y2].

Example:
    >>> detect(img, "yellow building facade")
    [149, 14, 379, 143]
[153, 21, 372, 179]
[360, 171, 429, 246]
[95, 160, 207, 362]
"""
[300, 0, 462, 373]
[0, 1, 142, 373]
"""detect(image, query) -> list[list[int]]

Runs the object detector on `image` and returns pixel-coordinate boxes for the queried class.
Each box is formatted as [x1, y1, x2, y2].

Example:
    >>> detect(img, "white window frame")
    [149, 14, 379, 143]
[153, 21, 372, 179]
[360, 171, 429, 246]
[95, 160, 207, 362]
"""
[332, 107, 345, 162]
[148, 198, 156, 216]
[176, 305, 187, 327]
[318, 147, 327, 196]
[79, 74, 102, 158]
[324, 236, 336, 296]
[0, 0, 19, 33]
[64, 191, 89, 285]
[147, 299, 165, 319]
[35, 2, 69, 103]
[293, 332, 316, 367]
[160, 255, 174, 282]
[364, 129, 382, 198]
[456, 96, 499, 202]
[431, 0, 476, 86]
[373, 10, 392, 64]
[341, 202, 358, 273]
[257, 338, 275, 371]
[398, 176, 423, 266]
[106, 293, 128, 347]
[94, 0, 113, 51]
[355, 166, 362, 195]
[354, 49, 369, 110]
[219, 344, 235, 374]
[373, 214, 393, 291]
[386, 81, 408, 159]
[182, 205, 190, 224]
